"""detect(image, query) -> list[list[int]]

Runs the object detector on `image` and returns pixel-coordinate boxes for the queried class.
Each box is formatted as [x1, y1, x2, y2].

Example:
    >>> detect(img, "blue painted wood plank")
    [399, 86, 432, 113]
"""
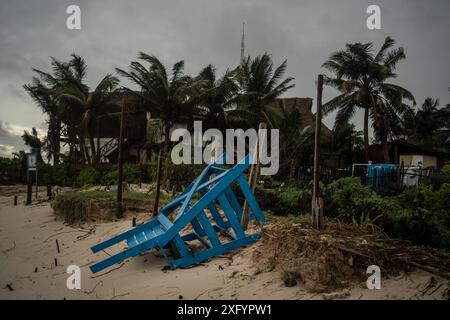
[212, 224, 235, 241]
[237, 175, 266, 225]
[157, 214, 173, 230]
[91, 218, 159, 253]
[135, 231, 146, 244]
[217, 193, 246, 239]
[225, 187, 243, 221]
[172, 234, 261, 269]
[90, 236, 160, 273]
[157, 155, 252, 248]
[191, 217, 206, 237]
[197, 210, 221, 247]
[127, 235, 138, 248]
[174, 159, 216, 221]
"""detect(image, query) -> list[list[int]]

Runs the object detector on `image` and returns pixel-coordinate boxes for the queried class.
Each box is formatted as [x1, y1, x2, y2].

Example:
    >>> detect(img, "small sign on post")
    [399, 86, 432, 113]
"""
[26, 153, 37, 205]
[27, 153, 37, 171]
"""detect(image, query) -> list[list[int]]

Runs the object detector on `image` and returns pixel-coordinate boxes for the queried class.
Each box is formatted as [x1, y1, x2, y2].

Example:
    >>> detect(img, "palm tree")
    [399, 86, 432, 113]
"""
[21, 128, 43, 162]
[402, 97, 450, 151]
[56, 71, 120, 164]
[29, 55, 90, 164]
[23, 77, 61, 165]
[195, 64, 238, 133]
[273, 107, 313, 179]
[322, 37, 415, 162]
[331, 123, 364, 166]
[235, 53, 295, 128]
[116, 53, 198, 152]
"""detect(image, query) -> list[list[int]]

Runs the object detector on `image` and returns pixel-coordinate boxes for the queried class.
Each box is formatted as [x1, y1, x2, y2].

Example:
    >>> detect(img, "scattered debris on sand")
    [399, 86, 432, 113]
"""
[250, 220, 450, 293]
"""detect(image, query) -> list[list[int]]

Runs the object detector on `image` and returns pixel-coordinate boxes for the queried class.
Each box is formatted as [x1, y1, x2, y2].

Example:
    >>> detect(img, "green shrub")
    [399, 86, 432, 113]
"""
[163, 157, 203, 191]
[100, 169, 117, 186]
[324, 177, 395, 222]
[256, 184, 309, 216]
[440, 163, 450, 181]
[123, 163, 141, 183]
[52, 191, 115, 224]
[39, 164, 72, 186]
[75, 167, 101, 187]
[52, 190, 170, 224]
[383, 183, 450, 249]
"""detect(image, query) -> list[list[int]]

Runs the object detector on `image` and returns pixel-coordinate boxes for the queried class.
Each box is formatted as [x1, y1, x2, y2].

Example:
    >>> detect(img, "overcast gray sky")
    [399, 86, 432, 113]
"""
[1, 0, 449, 157]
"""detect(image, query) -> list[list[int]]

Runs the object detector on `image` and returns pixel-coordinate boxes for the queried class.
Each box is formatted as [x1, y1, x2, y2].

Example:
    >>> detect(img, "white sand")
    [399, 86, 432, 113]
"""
[0, 187, 448, 300]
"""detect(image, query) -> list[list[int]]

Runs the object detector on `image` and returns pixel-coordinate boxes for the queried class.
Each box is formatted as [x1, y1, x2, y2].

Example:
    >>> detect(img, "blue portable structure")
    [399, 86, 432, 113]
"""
[366, 164, 398, 189]
[89, 154, 266, 274]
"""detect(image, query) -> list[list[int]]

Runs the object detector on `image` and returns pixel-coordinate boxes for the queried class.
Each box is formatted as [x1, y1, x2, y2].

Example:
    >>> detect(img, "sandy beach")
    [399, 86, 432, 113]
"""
[0, 186, 448, 300]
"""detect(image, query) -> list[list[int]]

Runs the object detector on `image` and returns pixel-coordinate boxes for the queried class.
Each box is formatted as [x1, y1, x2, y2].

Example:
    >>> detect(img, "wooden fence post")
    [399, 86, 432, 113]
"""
[312, 75, 324, 230]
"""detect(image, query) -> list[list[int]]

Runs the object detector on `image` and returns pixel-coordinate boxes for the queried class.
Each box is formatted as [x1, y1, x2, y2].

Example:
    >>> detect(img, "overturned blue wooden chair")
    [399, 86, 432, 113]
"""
[89, 154, 266, 273]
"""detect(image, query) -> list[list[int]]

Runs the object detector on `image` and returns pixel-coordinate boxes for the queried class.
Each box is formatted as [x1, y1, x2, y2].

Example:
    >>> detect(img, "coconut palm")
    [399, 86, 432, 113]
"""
[273, 107, 313, 179]
[116, 53, 199, 152]
[402, 97, 450, 151]
[322, 37, 415, 162]
[23, 77, 61, 165]
[331, 123, 364, 166]
[195, 64, 239, 133]
[28, 55, 91, 164]
[234, 53, 295, 128]
[56, 72, 120, 164]
[21, 127, 43, 162]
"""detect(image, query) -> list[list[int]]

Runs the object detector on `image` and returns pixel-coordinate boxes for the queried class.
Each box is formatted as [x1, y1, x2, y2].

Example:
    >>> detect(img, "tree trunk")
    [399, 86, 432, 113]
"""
[48, 115, 61, 166]
[153, 147, 163, 216]
[88, 132, 97, 165]
[78, 129, 90, 164]
[162, 122, 171, 189]
[163, 122, 170, 153]
[364, 106, 370, 163]
[381, 117, 390, 163]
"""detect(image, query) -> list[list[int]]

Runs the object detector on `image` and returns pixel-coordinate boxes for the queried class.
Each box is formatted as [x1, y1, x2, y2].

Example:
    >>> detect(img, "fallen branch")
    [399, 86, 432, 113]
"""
[338, 246, 450, 280]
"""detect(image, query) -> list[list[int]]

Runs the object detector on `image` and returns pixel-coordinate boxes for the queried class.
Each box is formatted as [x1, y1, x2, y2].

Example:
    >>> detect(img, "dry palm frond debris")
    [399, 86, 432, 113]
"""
[251, 220, 450, 293]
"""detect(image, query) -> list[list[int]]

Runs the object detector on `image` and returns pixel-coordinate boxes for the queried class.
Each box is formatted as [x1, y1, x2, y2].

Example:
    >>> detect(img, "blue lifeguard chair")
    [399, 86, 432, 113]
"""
[89, 154, 265, 273]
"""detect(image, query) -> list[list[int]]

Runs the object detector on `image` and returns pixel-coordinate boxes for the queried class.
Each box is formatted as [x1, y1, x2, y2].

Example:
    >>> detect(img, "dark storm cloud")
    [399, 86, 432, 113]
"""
[1, 0, 449, 149]
[0, 121, 25, 156]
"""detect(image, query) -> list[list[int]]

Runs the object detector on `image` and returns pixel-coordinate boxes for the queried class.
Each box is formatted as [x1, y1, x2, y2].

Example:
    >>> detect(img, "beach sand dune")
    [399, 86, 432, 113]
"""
[0, 188, 448, 300]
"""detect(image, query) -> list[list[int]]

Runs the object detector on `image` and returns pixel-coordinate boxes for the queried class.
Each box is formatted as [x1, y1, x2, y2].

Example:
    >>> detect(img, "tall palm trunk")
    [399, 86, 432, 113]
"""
[78, 129, 90, 164]
[364, 106, 370, 162]
[381, 117, 390, 163]
[162, 120, 171, 190]
[88, 133, 97, 164]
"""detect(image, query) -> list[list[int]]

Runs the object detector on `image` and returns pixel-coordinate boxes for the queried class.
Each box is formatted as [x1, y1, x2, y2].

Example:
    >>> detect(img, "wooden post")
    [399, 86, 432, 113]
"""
[241, 122, 266, 230]
[14, 195, 18, 206]
[47, 185, 52, 200]
[312, 75, 324, 230]
[153, 147, 163, 216]
[116, 97, 126, 218]
[35, 168, 38, 200]
[26, 171, 32, 205]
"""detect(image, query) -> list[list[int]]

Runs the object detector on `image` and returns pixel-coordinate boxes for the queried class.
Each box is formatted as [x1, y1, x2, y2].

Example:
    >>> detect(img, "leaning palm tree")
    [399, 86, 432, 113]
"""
[116, 53, 198, 152]
[234, 53, 295, 128]
[24, 77, 61, 165]
[22, 128, 43, 162]
[322, 37, 415, 162]
[56, 73, 120, 164]
[28, 55, 91, 164]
